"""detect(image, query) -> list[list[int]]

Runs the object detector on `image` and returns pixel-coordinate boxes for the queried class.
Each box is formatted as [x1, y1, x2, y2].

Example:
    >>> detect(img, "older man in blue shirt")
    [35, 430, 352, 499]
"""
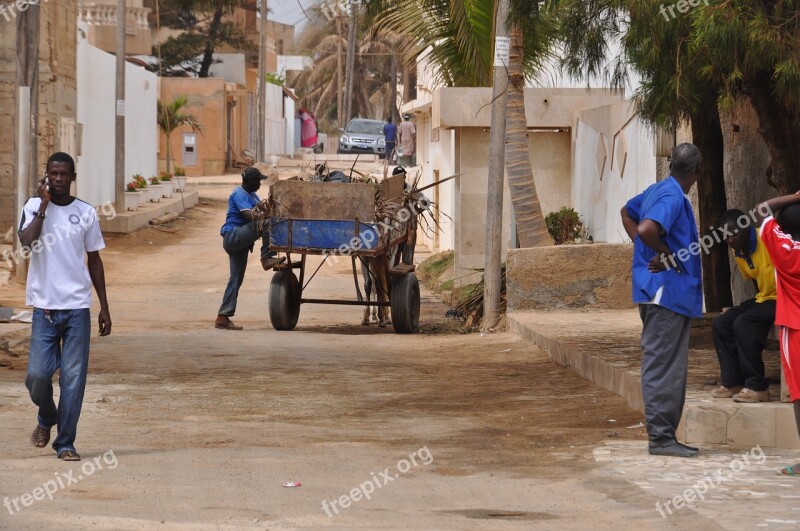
[621, 143, 704, 458]
[215, 167, 283, 330]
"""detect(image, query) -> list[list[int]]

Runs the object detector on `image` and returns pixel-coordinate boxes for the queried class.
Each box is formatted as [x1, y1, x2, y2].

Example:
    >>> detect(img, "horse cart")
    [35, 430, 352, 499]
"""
[266, 173, 421, 333]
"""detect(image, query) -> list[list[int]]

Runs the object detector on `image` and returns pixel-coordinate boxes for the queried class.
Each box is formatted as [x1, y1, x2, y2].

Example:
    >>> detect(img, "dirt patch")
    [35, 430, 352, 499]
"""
[0, 185, 658, 528]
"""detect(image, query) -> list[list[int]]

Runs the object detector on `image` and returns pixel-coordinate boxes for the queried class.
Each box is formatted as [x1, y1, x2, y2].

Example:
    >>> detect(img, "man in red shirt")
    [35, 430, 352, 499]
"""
[755, 190, 800, 476]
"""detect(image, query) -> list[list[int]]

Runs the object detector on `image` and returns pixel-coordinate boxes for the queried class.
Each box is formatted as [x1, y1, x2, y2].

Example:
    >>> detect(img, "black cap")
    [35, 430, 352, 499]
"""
[242, 167, 265, 180]
[392, 166, 407, 175]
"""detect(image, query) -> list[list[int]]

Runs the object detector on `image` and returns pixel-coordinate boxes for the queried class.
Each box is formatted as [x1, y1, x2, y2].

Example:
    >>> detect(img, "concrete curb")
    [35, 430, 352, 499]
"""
[508, 310, 800, 449]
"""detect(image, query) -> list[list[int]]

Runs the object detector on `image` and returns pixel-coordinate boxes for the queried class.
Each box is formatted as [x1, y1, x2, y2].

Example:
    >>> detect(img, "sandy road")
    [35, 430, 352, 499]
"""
[0, 185, 718, 530]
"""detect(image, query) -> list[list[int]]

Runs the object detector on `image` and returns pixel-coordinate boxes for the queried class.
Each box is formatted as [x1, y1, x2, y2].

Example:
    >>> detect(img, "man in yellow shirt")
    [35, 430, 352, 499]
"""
[712, 209, 777, 402]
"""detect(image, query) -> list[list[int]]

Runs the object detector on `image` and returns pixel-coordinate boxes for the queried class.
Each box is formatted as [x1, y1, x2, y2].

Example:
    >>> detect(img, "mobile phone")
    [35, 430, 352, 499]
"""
[43, 174, 50, 193]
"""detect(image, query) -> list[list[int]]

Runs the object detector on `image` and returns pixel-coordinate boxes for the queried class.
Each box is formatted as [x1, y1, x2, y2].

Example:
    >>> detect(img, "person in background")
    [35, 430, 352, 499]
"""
[620, 143, 704, 458]
[300, 108, 318, 149]
[19, 152, 111, 461]
[711, 209, 776, 403]
[383, 116, 397, 163]
[750, 190, 800, 476]
[397, 113, 416, 166]
[215, 167, 283, 330]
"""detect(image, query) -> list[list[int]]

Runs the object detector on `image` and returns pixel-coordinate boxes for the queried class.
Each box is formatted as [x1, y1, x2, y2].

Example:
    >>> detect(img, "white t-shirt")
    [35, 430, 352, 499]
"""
[19, 197, 106, 309]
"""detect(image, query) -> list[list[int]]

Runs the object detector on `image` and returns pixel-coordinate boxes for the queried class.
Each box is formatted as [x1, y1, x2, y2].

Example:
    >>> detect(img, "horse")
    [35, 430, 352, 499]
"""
[360, 248, 396, 327]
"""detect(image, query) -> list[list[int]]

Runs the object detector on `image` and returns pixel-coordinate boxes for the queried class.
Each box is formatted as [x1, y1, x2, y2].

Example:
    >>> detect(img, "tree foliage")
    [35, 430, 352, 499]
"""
[288, 6, 399, 132]
[368, 0, 557, 87]
[150, 0, 253, 78]
[556, 0, 800, 194]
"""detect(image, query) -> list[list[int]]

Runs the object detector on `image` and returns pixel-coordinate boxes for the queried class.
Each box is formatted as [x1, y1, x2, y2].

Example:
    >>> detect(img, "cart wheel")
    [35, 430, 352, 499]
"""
[269, 270, 301, 331]
[391, 273, 420, 333]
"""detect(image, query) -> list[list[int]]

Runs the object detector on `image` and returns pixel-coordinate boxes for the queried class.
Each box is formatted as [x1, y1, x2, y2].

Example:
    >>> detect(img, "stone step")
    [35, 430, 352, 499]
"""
[508, 310, 800, 450]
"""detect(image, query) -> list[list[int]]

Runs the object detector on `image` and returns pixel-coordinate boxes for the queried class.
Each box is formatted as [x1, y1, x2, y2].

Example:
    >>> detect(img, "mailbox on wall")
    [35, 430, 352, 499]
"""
[182, 133, 197, 167]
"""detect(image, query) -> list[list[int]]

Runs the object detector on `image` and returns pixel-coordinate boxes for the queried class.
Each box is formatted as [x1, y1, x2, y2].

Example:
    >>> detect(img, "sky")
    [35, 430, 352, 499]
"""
[267, 0, 317, 30]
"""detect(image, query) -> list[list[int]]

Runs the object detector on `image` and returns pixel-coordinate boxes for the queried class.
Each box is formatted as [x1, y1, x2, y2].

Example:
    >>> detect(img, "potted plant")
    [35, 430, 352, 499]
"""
[173, 167, 188, 192]
[124, 180, 144, 211]
[156, 172, 173, 198]
[146, 175, 164, 203]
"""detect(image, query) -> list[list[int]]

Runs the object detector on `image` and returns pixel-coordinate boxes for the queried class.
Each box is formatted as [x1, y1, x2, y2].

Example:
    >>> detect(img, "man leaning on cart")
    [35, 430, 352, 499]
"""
[215, 166, 284, 330]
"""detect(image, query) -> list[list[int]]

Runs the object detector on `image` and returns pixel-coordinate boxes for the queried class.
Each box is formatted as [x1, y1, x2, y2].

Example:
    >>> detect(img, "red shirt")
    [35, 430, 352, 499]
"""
[760, 217, 800, 329]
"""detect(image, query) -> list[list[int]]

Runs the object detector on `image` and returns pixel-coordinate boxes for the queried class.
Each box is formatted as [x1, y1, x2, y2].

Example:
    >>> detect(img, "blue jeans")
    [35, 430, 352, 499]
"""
[26, 308, 91, 454]
[218, 221, 273, 317]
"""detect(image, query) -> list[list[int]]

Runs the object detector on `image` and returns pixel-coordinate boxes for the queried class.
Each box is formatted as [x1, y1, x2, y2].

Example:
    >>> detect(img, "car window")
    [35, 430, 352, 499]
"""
[347, 121, 384, 135]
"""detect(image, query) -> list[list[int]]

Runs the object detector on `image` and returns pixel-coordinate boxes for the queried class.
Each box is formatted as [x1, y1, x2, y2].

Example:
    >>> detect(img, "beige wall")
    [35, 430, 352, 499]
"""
[159, 78, 227, 176]
[433, 87, 624, 129]
[507, 244, 634, 310]
[454, 129, 572, 286]
[0, 1, 78, 236]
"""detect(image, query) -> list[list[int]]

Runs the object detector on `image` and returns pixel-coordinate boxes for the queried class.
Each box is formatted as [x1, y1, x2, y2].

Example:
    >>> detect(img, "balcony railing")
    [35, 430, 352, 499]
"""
[79, 3, 151, 35]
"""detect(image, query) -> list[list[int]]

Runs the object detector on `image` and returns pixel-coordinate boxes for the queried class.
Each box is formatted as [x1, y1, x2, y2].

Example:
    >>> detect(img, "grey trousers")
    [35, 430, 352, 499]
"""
[639, 304, 691, 445]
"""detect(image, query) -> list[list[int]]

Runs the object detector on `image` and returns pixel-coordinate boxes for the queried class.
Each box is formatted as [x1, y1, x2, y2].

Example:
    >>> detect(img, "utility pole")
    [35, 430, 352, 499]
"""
[15, 1, 41, 280]
[343, 2, 357, 124]
[115, 0, 126, 214]
[335, 14, 344, 128]
[482, 0, 509, 331]
[256, 0, 268, 161]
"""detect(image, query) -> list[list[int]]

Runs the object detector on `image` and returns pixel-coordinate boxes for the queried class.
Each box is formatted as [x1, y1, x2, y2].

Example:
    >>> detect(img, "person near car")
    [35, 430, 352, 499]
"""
[300, 108, 318, 148]
[383, 117, 397, 162]
[397, 113, 416, 166]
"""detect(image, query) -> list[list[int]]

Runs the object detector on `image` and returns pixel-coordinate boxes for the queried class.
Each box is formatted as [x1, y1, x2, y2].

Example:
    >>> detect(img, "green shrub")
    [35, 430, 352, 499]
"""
[545, 207, 584, 245]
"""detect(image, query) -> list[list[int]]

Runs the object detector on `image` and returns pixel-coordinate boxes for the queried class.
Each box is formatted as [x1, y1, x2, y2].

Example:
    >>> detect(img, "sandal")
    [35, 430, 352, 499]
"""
[57, 450, 81, 461]
[30, 425, 51, 448]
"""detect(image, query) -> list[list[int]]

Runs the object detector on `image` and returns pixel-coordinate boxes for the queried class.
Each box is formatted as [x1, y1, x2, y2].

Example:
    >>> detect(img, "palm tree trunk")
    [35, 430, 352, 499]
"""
[505, 25, 551, 247]
[343, 6, 358, 123]
[199, 7, 224, 78]
[336, 16, 344, 128]
[390, 54, 398, 123]
[165, 130, 173, 175]
[691, 102, 731, 311]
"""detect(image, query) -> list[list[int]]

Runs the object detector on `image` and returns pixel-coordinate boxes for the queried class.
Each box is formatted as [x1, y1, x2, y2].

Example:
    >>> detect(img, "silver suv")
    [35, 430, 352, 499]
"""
[337, 118, 386, 158]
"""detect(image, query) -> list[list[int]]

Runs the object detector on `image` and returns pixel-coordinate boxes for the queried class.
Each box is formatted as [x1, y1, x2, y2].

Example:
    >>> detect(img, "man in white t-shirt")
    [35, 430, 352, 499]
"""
[18, 152, 111, 462]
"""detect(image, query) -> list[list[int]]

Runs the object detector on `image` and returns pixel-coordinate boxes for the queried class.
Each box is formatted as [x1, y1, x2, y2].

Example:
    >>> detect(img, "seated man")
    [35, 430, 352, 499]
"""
[711, 209, 777, 402]
[215, 167, 283, 330]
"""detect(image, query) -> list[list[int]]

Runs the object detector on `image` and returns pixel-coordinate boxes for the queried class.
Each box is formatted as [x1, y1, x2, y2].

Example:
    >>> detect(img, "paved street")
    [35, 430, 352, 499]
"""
[0, 184, 797, 530]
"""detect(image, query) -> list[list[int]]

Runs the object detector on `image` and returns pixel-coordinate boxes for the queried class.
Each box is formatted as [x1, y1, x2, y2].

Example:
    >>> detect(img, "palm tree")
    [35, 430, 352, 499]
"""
[289, 8, 399, 132]
[157, 95, 204, 174]
[373, 0, 494, 87]
[373, 0, 553, 247]
[504, 0, 555, 247]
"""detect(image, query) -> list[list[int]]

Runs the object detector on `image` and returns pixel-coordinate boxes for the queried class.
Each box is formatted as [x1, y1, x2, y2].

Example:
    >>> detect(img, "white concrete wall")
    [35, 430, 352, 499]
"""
[284, 97, 296, 157]
[571, 99, 657, 243]
[209, 53, 246, 85]
[437, 129, 456, 251]
[77, 27, 157, 207]
[264, 82, 286, 156]
[410, 117, 456, 254]
[277, 55, 312, 73]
